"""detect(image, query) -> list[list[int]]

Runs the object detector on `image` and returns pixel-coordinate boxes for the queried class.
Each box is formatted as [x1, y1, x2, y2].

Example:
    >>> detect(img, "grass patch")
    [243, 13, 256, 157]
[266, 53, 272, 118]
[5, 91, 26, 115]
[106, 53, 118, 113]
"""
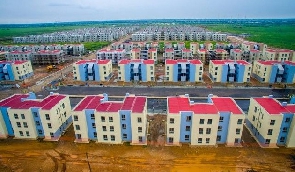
[204, 23, 295, 50]
[83, 42, 111, 51]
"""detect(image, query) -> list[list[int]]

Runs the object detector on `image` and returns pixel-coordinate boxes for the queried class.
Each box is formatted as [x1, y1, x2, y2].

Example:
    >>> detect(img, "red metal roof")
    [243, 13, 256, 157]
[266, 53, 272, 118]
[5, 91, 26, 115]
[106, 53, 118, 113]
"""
[0, 94, 66, 110]
[121, 96, 146, 113]
[257, 60, 295, 66]
[0, 60, 28, 65]
[233, 49, 242, 53]
[211, 97, 243, 114]
[211, 60, 250, 65]
[96, 102, 123, 112]
[250, 49, 260, 52]
[74, 96, 103, 111]
[75, 59, 110, 65]
[215, 49, 227, 53]
[254, 98, 289, 114]
[132, 48, 141, 52]
[285, 105, 295, 113]
[165, 48, 174, 52]
[198, 49, 208, 52]
[165, 59, 202, 65]
[182, 49, 191, 52]
[118, 59, 154, 65]
[148, 48, 157, 52]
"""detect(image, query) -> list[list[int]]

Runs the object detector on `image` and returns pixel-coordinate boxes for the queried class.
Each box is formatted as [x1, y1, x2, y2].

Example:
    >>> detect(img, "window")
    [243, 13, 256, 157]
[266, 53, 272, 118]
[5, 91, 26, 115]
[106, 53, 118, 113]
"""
[285, 118, 290, 123]
[207, 119, 212, 124]
[110, 126, 114, 132]
[75, 125, 80, 130]
[73, 115, 78, 121]
[254, 107, 257, 112]
[198, 138, 202, 143]
[280, 137, 285, 142]
[215, 67, 218, 70]
[122, 124, 126, 129]
[23, 122, 28, 128]
[185, 126, 190, 131]
[139, 136, 143, 142]
[200, 119, 204, 124]
[103, 135, 108, 140]
[91, 114, 95, 119]
[109, 117, 113, 122]
[237, 119, 243, 124]
[252, 116, 255, 122]
[21, 114, 25, 119]
[26, 131, 30, 136]
[270, 120, 275, 125]
[206, 138, 210, 143]
[168, 137, 173, 143]
[206, 128, 211, 134]
[45, 114, 50, 120]
[219, 116, 223, 122]
[103, 126, 107, 131]
[199, 128, 203, 134]
[185, 135, 189, 141]
[236, 128, 241, 135]
[186, 116, 191, 122]
[38, 129, 43, 135]
[101, 116, 105, 122]
[166, 72, 169, 75]
[167, 66, 169, 70]
[217, 135, 221, 141]
[92, 123, 96, 128]
[123, 134, 127, 139]
[138, 127, 142, 133]
[235, 138, 239, 143]
[62, 103, 65, 109]
[111, 135, 115, 141]
[19, 131, 23, 136]
[14, 114, 19, 119]
[170, 118, 174, 124]
[218, 126, 222, 131]
[282, 127, 288, 133]
[265, 139, 271, 144]
[16, 122, 21, 128]
[138, 117, 142, 123]
[169, 128, 174, 134]
[94, 132, 97, 138]
[121, 114, 126, 120]
[48, 123, 52, 129]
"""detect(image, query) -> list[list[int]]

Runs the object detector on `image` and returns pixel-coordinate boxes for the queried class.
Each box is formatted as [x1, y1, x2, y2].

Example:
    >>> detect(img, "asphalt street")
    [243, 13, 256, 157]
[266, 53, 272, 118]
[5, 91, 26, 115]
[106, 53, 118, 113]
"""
[37, 86, 294, 114]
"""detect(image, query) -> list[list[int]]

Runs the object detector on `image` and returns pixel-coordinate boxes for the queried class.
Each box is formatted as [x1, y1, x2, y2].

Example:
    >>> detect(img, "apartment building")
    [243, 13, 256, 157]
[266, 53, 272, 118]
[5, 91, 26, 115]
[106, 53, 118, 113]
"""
[214, 49, 229, 60]
[265, 49, 293, 61]
[72, 93, 147, 145]
[166, 94, 245, 146]
[212, 33, 227, 41]
[165, 59, 203, 82]
[117, 59, 154, 82]
[5, 50, 33, 61]
[96, 49, 126, 64]
[230, 49, 242, 60]
[32, 50, 65, 65]
[163, 48, 175, 59]
[73, 59, 112, 82]
[0, 92, 71, 141]
[209, 60, 252, 83]
[181, 49, 193, 59]
[248, 49, 264, 63]
[252, 60, 295, 84]
[196, 49, 210, 64]
[190, 42, 199, 55]
[0, 60, 33, 81]
[245, 95, 295, 148]
[242, 42, 267, 53]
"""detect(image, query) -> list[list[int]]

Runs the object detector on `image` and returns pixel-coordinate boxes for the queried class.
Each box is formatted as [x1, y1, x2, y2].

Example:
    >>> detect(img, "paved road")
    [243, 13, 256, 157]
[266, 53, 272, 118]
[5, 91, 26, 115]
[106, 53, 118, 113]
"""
[40, 86, 293, 98]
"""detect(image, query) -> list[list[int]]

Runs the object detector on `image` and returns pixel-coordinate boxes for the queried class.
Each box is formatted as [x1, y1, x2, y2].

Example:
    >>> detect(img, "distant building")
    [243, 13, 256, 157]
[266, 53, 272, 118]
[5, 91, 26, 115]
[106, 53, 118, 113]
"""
[96, 49, 126, 64]
[264, 49, 293, 61]
[165, 59, 203, 82]
[0, 92, 71, 141]
[245, 95, 295, 148]
[72, 93, 147, 145]
[32, 50, 65, 65]
[190, 42, 199, 55]
[214, 49, 229, 60]
[117, 59, 154, 82]
[230, 49, 242, 60]
[73, 59, 112, 82]
[252, 60, 295, 84]
[166, 94, 245, 146]
[209, 60, 252, 83]
[5, 50, 33, 61]
[0, 60, 33, 81]
[196, 49, 210, 64]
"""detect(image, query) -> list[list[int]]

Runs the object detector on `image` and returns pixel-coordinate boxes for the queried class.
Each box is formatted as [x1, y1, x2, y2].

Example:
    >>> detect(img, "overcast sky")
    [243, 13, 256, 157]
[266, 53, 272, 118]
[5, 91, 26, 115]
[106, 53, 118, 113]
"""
[1, 0, 295, 24]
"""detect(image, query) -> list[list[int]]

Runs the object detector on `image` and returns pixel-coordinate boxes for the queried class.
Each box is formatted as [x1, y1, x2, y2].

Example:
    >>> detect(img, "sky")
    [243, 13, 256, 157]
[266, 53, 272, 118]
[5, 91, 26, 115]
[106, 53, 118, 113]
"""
[1, 0, 295, 24]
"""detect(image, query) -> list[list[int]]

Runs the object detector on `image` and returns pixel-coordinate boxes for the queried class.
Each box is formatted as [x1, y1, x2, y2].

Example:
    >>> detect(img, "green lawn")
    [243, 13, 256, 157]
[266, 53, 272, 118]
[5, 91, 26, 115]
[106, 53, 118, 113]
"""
[204, 23, 295, 50]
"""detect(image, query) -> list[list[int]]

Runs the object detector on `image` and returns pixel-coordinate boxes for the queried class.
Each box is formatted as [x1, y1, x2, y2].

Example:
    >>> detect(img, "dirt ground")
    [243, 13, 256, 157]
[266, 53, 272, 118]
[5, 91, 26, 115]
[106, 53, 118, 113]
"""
[0, 115, 294, 172]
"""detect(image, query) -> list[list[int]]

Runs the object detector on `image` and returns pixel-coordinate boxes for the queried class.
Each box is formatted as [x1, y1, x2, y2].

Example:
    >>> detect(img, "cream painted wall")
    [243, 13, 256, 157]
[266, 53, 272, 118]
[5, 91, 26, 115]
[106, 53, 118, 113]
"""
[146, 64, 155, 81]
[191, 114, 219, 146]
[12, 61, 33, 80]
[99, 61, 112, 81]
[8, 108, 38, 139]
[194, 64, 203, 82]
[95, 112, 122, 144]
[72, 110, 89, 142]
[166, 113, 181, 145]
[226, 114, 245, 146]
[209, 61, 223, 82]
[252, 61, 272, 82]
[165, 64, 174, 81]
[130, 112, 147, 145]
[73, 63, 80, 80]
[243, 64, 252, 82]
[118, 64, 125, 81]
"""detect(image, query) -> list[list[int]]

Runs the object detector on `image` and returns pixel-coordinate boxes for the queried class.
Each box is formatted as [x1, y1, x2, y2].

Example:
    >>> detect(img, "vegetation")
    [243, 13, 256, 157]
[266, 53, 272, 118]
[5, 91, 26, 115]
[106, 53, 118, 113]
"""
[83, 42, 111, 51]
[204, 23, 295, 50]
